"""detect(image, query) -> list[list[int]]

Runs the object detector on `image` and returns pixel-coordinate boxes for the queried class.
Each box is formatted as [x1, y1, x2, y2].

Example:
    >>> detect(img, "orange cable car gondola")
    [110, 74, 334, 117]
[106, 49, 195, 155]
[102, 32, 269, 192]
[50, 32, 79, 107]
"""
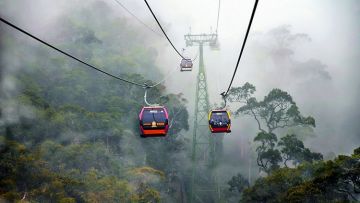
[139, 106, 169, 137]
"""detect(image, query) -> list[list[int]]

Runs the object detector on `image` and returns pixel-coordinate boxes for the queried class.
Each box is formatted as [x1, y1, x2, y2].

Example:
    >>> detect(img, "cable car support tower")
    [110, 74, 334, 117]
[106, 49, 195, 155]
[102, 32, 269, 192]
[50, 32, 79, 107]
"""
[185, 33, 223, 203]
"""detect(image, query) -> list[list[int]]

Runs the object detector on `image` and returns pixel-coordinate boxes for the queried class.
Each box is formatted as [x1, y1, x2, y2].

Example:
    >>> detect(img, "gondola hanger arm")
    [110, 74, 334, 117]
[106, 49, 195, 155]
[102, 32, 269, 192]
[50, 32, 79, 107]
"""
[219, 92, 227, 109]
[143, 86, 159, 106]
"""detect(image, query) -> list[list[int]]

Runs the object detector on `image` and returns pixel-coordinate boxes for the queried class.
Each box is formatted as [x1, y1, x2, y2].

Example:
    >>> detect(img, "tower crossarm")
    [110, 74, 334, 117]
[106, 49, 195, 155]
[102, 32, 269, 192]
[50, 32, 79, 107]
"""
[184, 33, 218, 46]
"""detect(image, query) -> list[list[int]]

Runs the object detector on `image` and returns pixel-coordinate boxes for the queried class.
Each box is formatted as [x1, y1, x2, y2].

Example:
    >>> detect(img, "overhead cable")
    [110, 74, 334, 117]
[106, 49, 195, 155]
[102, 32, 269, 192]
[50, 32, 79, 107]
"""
[223, 0, 259, 96]
[143, 0, 185, 59]
[0, 17, 157, 88]
[112, 0, 162, 37]
[215, 0, 221, 33]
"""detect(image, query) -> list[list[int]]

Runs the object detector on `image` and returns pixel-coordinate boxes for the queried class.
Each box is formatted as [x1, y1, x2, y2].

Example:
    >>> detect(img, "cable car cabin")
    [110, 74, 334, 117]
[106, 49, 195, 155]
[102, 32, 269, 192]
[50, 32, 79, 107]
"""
[180, 58, 193, 71]
[208, 110, 231, 133]
[139, 106, 169, 137]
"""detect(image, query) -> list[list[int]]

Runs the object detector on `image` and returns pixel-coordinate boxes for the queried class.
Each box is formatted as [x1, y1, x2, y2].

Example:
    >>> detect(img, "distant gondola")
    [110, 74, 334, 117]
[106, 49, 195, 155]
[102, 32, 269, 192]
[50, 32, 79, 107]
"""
[139, 106, 169, 137]
[208, 110, 231, 133]
[180, 58, 193, 71]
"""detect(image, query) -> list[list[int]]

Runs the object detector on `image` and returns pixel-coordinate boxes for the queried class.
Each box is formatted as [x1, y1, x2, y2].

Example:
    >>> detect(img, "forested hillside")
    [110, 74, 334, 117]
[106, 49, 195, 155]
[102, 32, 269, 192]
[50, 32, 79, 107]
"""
[0, 1, 189, 202]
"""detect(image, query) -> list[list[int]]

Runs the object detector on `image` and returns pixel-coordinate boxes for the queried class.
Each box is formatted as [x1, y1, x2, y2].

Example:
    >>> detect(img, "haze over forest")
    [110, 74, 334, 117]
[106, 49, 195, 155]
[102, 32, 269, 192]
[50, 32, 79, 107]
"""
[0, 0, 359, 202]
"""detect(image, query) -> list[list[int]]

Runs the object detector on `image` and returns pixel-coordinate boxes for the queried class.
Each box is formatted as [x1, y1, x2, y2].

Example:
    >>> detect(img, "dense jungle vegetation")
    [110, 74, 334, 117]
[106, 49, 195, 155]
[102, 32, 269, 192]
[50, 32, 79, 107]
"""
[0, 1, 189, 202]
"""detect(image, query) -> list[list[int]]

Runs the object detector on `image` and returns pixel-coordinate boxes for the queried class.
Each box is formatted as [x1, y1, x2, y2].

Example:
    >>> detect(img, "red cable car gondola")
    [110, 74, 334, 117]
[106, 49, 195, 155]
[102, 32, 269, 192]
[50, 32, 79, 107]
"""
[208, 110, 231, 133]
[139, 106, 169, 137]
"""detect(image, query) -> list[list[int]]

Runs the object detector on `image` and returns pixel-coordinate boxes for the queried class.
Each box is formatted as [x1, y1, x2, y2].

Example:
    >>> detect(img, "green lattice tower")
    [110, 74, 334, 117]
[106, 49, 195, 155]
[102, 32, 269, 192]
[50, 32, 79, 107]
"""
[185, 33, 222, 203]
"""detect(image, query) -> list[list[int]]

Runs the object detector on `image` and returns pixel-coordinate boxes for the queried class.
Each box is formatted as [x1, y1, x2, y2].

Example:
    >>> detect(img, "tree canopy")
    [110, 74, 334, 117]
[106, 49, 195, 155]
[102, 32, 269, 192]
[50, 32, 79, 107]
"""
[241, 147, 360, 202]
[227, 83, 321, 174]
[228, 83, 315, 133]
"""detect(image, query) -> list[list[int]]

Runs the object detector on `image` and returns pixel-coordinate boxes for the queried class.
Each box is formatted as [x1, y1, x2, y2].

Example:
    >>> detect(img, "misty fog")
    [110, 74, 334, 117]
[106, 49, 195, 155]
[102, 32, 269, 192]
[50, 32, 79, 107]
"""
[0, 0, 359, 202]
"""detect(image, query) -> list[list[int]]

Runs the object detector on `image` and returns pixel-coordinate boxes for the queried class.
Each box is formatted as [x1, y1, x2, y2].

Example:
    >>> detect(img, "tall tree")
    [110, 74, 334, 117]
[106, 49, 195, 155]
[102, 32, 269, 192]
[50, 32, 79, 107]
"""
[254, 132, 282, 173]
[228, 83, 315, 133]
[278, 134, 323, 167]
[228, 173, 249, 193]
[227, 83, 318, 173]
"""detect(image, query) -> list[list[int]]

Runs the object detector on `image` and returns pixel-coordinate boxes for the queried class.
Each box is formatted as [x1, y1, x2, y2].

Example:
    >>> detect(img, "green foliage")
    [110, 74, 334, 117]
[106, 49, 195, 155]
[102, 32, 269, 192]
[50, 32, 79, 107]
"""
[254, 132, 278, 147]
[39, 141, 124, 176]
[254, 132, 282, 173]
[228, 83, 315, 133]
[228, 173, 249, 193]
[241, 147, 360, 202]
[132, 183, 161, 203]
[253, 133, 321, 174]
[278, 134, 323, 167]
[242, 167, 303, 202]
[0, 1, 189, 202]
[82, 168, 132, 202]
[227, 82, 256, 102]
[354, 147, 360, 155]
[0, 138, 165, 202]
[129, 167, 165, 178]
[229, 83, 320, 175]
[0, 140, 83, 202]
